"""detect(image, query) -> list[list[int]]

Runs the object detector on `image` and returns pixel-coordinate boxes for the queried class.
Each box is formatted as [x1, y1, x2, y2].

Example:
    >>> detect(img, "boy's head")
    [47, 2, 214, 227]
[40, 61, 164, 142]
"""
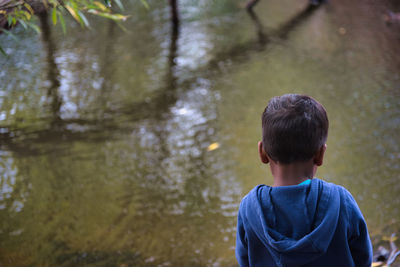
[261, 94, 329, 164]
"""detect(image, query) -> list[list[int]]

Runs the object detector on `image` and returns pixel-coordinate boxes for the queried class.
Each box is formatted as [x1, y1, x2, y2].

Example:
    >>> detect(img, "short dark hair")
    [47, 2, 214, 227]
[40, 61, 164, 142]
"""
[262, 94, 329, 164]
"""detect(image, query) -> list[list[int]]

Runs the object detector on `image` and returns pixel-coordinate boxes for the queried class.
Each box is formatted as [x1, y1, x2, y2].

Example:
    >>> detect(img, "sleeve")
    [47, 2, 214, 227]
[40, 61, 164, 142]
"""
[346, 192, 373, 267]
[236, 202, 249, 267]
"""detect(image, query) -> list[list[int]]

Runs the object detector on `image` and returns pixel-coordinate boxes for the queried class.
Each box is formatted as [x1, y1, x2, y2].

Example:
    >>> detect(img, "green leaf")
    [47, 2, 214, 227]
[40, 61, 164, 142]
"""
[58, 12, 66, 34]
[116, 21, 129, 33]
[28, 22, 40, 34]
[93, 1, 108, 11]
[140, 0, 149, 9]
[19, 19, 28, 29]
[104, 0, 111, 7]
[77, 10, 90, 27]
[22, 10, 31, 20]
[48, 0, 59, 7]
[23, 3, 34, 15]
[65, 4, 83, 26]
[7, 16, 13, 26]
[0, 45, 6, 56]
[52, 8, 57, 25]
[1, 29, 20, 43]
[87, 10, 128, 21]
[114, 0, 124, 10]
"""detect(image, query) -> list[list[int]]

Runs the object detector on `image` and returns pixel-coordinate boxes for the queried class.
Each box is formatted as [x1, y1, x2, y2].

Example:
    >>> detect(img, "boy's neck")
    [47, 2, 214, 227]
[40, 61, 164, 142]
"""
[270, 159, 317, 187]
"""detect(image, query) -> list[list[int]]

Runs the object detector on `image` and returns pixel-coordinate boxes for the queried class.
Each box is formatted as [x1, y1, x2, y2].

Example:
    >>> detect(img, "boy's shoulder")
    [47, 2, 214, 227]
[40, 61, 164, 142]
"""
[310, 179, 366, 226]
[317, 179, 359, 205]
[239, 179, 359, 213]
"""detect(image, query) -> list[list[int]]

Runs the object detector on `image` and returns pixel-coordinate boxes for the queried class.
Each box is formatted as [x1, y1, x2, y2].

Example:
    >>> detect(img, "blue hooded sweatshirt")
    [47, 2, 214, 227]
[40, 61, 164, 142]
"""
[236, 178, 372, 267]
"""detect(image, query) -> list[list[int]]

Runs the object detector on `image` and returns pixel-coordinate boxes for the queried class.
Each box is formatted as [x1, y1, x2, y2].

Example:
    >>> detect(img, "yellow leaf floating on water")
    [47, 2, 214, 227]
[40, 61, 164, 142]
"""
[371, 262, 384, 267]
[207, 142, 220, 151]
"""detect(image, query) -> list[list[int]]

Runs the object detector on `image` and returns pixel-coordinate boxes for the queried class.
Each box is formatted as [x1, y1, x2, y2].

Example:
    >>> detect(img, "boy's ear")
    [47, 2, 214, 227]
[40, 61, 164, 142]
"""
[258, 141, 269, 164]
[314, 144, 327, 166]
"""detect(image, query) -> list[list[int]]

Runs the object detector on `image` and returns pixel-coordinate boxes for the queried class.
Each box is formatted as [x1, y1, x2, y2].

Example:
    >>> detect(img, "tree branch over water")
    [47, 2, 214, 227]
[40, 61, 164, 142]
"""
[0, 0, 130, 55]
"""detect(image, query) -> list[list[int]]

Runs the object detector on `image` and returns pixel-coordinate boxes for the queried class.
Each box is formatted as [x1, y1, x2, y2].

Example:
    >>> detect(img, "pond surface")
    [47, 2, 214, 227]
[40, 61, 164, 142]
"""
[1, 0, 400, 266]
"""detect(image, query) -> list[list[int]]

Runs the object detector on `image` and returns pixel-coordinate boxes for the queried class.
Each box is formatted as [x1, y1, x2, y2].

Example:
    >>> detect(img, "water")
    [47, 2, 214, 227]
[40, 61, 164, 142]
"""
[1, 0, 400, 266]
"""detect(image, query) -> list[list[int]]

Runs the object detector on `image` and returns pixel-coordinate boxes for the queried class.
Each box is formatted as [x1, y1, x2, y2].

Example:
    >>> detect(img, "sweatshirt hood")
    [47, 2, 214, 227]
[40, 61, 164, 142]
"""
[241, 178, 340, 267]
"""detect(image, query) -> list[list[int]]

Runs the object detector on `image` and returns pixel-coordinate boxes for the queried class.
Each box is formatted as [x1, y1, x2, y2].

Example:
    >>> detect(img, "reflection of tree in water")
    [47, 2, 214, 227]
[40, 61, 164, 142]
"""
[1, 3, 323, 152]
[209, 3, 320, 62]
[0, 13, 63, 265]
[37, 11, 62, 126]
[96, 20, 118, 115]
[0, 152, 30, 241]
[89, 13, 238, 265]
[104, 126, 237, 265]
[1, 5, 237, 267]
[0, 3, 325, 266]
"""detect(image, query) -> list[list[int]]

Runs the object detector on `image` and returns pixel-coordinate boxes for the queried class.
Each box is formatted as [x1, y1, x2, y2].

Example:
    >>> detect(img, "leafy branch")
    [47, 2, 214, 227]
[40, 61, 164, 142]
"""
[0, 0, 147, 55]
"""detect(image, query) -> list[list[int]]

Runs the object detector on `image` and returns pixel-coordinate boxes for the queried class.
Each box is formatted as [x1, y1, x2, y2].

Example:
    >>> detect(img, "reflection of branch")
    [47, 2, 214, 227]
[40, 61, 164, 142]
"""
[245, 0, 324, 12]
[38, 11, 62, 124]
[209, 4, 320, 67]
[97, 20, 116, 108]
[152, 13, 180, 159]
[275, 4, 319, 39]
[166, 7, 179, 91]
[145, 0, 181, 112]
[247, 9, 268, 45]
[169, 0, 179, 32]
[95, 12, 182, 232]
[2, 3, 321, 154]
[246, 0, 260, 11]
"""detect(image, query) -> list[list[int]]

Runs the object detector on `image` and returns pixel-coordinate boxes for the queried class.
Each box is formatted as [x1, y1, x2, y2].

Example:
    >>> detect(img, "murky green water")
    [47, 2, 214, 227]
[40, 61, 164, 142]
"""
[1, 0, 400, 266]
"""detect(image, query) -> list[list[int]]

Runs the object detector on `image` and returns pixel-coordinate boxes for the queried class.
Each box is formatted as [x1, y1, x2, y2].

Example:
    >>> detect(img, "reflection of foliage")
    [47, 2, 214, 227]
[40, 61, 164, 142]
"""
[0, 117, 239, 266]
[0, 152, 29, 213]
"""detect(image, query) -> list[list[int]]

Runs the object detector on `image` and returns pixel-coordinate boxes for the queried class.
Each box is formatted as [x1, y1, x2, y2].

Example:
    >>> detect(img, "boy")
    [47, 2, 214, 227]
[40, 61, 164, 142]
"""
[236, 94, 372, 267]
